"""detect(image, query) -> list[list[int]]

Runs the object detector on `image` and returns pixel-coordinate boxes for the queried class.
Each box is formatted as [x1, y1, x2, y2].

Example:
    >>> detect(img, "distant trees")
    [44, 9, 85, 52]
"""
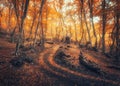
[88, 0, 97, 48]
[0, 1, 6, 32]
[0, 7, 4, 32]
[80, 0, 91, 46]
[77, 0, 119, 59]
[0, 0, 119, 60]
[70, 13, 78, 43]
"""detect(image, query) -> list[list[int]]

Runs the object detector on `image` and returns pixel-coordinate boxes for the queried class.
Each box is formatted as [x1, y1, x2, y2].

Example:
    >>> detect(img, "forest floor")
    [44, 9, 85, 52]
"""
[0, 34, 120, 86]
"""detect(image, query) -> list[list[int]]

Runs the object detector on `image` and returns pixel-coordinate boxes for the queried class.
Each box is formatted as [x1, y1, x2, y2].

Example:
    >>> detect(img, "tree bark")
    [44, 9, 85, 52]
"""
[101, 0, 107, 53]
[88, 0, 97, 47]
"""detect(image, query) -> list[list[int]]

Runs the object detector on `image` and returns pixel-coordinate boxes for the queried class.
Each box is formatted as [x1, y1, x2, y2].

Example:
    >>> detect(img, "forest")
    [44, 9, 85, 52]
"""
[0, 0, 120, 86]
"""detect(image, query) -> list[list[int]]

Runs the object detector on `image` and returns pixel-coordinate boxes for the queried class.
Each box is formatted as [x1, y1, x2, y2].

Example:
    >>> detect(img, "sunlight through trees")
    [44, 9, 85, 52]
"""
[0, 0, 120, 59]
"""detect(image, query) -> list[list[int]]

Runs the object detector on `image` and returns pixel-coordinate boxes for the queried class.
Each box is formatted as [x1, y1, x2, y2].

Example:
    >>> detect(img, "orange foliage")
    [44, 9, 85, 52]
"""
[0, 0, 118, 46]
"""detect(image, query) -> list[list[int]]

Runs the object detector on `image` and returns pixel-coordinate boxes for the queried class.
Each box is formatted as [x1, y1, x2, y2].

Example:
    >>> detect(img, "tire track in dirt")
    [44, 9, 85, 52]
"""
[38, 45, 77, 86]
[82, 51, 120, 77]
[39, 45, 120, 86]
[39, 47, 66, 78]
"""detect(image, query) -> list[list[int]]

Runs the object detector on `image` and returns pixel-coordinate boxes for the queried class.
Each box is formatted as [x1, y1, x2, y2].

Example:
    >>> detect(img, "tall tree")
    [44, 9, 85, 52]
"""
[79, 0, 84, 44]
[101, 0, 107, 53]
[29, 0, 37, 42]
[39, 0, 46, 50]
[88, 0, 97, 47]
[12, 0, 30, 55]
[0, 3, 4, 32]
[114, 0, 120, 60]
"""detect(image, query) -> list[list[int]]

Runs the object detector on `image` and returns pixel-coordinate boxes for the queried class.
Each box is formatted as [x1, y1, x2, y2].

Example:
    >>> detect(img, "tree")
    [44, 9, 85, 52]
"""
[101, 0, 107, 53]
[28, 0, 37, 42]
[114, 0, 120, 60]
[0, 2, 5, 32]
[12, 0, 30, 55]
[88, 0, 97, 47]
[0, 8, 3, 32]
[83, 1, 91, 45]
[39, 0, 46, 50]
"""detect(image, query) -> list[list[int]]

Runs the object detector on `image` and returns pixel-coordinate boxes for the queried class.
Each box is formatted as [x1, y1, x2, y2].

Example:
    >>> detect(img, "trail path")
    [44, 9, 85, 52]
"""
[38, 44, 120, 86]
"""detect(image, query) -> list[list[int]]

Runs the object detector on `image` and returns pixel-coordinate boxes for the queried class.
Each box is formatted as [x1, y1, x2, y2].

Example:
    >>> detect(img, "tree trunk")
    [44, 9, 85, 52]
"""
[101, 0, 106, 53]
[114, 0, 120, 60]
[33, 14, 40, 46]
[14, 0, 30, 55]
[83, 8, 91, 45]
[40, 0, 46, 50]
[88, 0, 97, 47]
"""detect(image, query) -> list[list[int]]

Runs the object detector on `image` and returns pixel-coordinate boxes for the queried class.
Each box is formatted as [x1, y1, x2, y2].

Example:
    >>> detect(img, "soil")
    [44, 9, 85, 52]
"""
[0, 36, 120, 86]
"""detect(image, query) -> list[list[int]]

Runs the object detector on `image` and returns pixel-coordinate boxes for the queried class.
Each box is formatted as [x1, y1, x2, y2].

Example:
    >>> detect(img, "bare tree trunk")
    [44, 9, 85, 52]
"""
[79, 0, 91, 46]
[69, 26, 72, 37]
[79, 28, 84, 44]
[7, 3, 16, 43]
[55, 26, 59, 41]
[44, 3, 48, 40]
[50, 24, 53, 40]
[110, 21, 116, 55]
[0, 9, 3, 32]
[33, 14, 40, 46]
[70, 15, 78, 43]
[88, 0, 97, 47]
[114, 0, 120, 60]
[101, 0, 107, 53]
[29, 3, 37, 41]
[40, 0, 46, 50]
[8, 5, 11, 33]
[83, 8, 91, 45]
[13, 0, 30, 55]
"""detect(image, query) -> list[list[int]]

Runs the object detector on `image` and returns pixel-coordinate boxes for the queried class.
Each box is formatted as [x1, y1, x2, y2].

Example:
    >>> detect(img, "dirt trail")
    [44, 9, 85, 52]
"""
[0, 37, 120, 86]
[38, 45, 120, 86]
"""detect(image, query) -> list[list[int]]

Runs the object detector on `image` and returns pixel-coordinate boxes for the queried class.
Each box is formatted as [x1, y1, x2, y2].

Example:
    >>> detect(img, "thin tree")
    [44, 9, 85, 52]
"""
[29, 0, 37, 42]
[82, 1, 91, 46]
[88, 0, 97, 47]
[39, 0, 46, 50]
[101, 0, 107, 53]
[114, 0, 120, 60]
[0, 5, 4, 32]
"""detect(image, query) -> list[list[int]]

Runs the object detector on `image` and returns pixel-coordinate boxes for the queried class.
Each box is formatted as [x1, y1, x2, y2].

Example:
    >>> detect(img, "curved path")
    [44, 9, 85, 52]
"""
[38, 45, 120, 86]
